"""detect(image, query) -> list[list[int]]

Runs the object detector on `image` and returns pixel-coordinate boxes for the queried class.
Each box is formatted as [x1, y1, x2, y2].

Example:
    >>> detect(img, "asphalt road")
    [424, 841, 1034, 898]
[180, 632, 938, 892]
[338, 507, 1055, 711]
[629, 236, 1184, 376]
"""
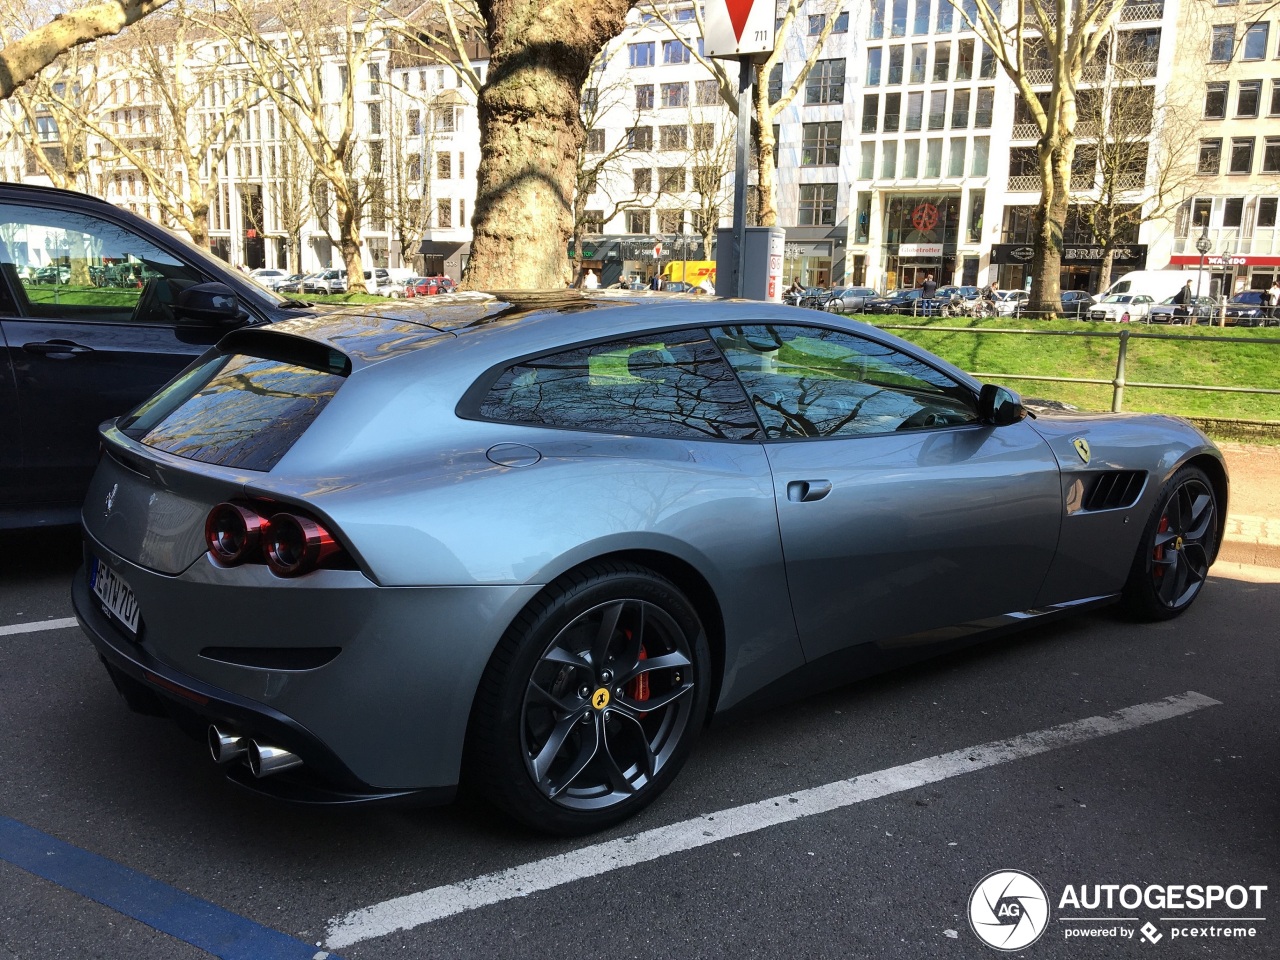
[2, 530, 1277, 960]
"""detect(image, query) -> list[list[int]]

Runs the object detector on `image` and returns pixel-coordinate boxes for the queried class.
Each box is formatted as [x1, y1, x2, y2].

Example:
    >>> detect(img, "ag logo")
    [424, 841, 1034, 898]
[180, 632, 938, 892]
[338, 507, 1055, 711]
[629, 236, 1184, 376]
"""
[969, 869, 1050, 951]
[1072, 437, 1091, 464]
[592, 687, 611, 710]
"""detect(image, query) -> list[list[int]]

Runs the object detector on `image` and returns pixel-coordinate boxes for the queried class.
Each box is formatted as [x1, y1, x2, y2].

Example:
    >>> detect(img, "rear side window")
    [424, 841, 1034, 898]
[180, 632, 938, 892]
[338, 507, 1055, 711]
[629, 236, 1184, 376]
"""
[478, 328, 759, 440]
[121, 348, 348, 470]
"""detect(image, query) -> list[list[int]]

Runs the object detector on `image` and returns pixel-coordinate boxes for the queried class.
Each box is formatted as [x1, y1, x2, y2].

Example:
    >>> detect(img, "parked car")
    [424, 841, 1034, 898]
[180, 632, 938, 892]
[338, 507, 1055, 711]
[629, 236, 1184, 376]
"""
[1088, 294, 1155, 323]
[303, 268, 347, 294]
[882, 289, 945, 316]
[274, 273, 309, 293]
[32, 264, 71, 284]
[1148, 294, 1219, 324]
[73, 292, 1226, 835]
[993, 289, 1030, 316]
[822, 286, 880, 313]
[1058, 290, 1094, 319]
[250, 269, 290, 288]
[363, 268, 401, 297]
[1224, 290, 1277, 326]
[861, 289, 905, 314]
[0, 182, 319, 530]
[405, 275, 455, 297]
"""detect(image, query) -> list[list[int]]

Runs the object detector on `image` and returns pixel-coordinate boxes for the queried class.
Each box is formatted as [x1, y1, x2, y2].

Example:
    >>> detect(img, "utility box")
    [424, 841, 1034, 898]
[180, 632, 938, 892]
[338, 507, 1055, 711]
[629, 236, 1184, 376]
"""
[716, 226, 785, 301]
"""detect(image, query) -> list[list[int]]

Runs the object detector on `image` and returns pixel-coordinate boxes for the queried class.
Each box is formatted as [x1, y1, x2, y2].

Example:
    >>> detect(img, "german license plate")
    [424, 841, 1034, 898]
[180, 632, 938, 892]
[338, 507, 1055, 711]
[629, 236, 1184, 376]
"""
[91, 557, 140, 637]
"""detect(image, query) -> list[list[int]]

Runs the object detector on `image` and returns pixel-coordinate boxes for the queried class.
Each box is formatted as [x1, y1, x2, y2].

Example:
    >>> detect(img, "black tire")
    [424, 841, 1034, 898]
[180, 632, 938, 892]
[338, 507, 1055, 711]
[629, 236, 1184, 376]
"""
[1122, 466, 1219, 621]
[467, 561, 711, 835]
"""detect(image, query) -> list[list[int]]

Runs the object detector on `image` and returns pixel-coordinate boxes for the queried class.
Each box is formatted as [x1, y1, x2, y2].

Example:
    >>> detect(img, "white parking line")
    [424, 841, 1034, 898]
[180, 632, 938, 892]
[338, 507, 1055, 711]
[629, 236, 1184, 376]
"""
[0, 618, 78, 637]
[325, 690, 1220, 950]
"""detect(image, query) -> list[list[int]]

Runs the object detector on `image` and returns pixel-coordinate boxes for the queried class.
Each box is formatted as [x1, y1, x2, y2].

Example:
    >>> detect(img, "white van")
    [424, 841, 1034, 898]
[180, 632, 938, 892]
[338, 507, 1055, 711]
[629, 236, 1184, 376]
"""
[1094, 269, 1211, 304]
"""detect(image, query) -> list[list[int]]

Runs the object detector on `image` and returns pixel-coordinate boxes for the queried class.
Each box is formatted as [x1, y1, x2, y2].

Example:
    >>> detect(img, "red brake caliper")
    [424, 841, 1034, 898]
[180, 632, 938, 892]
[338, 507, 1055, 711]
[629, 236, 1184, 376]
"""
[1153, 515, 1168, 576]
[627, 645, 650, 716]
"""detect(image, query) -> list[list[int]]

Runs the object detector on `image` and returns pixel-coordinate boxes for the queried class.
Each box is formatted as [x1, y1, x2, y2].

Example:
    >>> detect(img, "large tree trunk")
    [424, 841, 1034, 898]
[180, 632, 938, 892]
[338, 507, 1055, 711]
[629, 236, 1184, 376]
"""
[752, 67, 777, 227]
[1029, 137, 1072, 316]
[1097, 247, 1117, 294]
[464, 0, 637, 290]
[336, 193, 365, 292]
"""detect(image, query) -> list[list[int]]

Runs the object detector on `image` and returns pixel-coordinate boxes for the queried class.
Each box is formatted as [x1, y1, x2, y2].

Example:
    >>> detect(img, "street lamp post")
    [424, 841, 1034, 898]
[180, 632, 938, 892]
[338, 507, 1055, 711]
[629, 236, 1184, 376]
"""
[1194, 223, 1211, 326]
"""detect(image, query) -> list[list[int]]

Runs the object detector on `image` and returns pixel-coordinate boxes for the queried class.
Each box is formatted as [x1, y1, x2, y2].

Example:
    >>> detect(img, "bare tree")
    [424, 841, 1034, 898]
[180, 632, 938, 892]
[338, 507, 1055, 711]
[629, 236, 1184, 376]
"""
[273, 133, 317, 274]
[1073, 34, 1200, 291]
[0, 0, 173, 101]
[686, 109, 735, 258]
[961, 0, 1131, 314]
[384, 94, 432, 274]
[643, 0, 840, 227]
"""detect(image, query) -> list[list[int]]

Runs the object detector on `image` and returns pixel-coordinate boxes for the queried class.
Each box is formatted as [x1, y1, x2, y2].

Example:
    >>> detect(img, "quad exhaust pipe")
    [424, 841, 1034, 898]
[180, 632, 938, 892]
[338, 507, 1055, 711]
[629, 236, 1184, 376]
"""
[208, 725, 303, 777]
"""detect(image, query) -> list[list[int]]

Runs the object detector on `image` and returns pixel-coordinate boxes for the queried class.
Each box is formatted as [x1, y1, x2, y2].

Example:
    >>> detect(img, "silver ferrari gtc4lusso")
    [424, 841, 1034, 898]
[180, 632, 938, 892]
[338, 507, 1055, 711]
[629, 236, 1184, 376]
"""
[73, 291, 1227, 834]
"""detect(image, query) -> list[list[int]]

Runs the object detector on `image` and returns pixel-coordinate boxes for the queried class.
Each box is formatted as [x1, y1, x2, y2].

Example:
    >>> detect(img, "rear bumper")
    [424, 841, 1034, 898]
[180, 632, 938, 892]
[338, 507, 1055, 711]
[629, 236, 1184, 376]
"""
[73, 569, 446, 806]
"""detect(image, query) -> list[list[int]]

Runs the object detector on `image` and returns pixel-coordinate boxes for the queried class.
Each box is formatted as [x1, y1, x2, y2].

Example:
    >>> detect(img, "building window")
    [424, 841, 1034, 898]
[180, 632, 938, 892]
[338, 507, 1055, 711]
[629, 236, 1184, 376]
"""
[809, 13, 827, 34]
[980, 42, 997, 78]
[867, 48, 883, 85]
[862, 94, 880, 132]
[975, 88, 994, 127]
[890, 0, 907, 36]
[948, 138, 966, 176]
[798, 184, 838, 225]
[906, 90, 924, 131]
[956, 39, 975, 79]
[437, 199, 452, 228]
[884, 92, 902, 131]
[802, 121, 842, 165]
[914, 0, 931, 34]
[934, 42, 951, 81]
[1229, 137, 1254, 173]
[636, 84, 654, 109]
[928, 90, 947, 129]
[586, 128, 605, 153]
[1198, 138, 1222, 174]
[663, 40, 690, 64]
[583, 210, 604, 234]
[904, 139, 920, 177]
[952, 89, 970, 127]
[629, 42, 655, 67]
[972, 136, 990, 175]
[1271, 80, 1280, 116]
[888, 45, 904, 83]
[693, 123, 715, 149]
[805, 59, 845, 103]
[859, 142, 875, 179]
[583, 87, 599, 113]
[368, 102, 381, 135]
[696, 79, 719, 105]
[834, 11, 849, 32]
[1243, 22, 1268, 60]
[635, 168, 653, 192]
[627, 126, 654, 150]
[659, 167, 686, 191]
[1223, 197, 1244, 227]
[661, 82, 689, 108]
[1204, 82, 1228, 119]
[408, 109, 422, 135]
[1210, 25, 1234, 62]
[659, 125, 688, 150]
[925, 138, 943, 177]
[910, 43, 927, 83]
[1263, 137, 1280, 174]
[658, 209, 684, 233]
[627, 208, 650, 233]
[1238, 81, 1261, 117]
[437, 153, 451, 179]
[408, 154, 422, 180]
[881, 140, 897, 178]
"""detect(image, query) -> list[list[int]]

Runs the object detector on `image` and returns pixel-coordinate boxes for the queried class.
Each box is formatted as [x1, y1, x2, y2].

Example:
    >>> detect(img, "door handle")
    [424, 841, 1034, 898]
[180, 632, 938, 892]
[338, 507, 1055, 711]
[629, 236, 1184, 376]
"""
[23, 340, 95, 357]
[787, 480, 832, 502]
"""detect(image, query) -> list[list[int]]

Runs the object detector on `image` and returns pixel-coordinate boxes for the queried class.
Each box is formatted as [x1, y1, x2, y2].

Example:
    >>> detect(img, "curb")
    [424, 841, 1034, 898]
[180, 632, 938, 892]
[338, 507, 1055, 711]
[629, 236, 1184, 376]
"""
[1219, 514, 1280, 568]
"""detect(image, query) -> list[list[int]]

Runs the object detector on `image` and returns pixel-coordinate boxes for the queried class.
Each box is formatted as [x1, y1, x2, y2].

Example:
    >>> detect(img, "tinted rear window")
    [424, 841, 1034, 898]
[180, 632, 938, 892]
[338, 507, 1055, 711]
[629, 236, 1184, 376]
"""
[121, 350, 346, 471]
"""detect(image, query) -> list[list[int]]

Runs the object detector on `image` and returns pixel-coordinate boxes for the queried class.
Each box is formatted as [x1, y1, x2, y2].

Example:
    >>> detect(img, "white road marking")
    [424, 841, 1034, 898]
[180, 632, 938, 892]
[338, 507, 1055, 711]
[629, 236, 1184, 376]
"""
[326, 691, 1221, 949]
[0, 617, 78, 637]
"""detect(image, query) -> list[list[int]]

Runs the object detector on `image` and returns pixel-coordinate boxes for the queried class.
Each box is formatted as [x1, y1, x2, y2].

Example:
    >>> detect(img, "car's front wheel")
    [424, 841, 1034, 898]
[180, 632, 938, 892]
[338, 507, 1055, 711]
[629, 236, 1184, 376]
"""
[1122, 465, 1219, 620]
[468, 562, 711, 835]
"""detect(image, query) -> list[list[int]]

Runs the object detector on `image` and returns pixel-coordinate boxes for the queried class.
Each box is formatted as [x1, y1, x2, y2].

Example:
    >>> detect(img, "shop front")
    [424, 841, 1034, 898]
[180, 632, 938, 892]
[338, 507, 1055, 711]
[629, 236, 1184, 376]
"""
[990, 243, 1148, 292]
[1168, 253, 1280, 295]
[568, 235, 710, 287]
[881, 194, 962, 292]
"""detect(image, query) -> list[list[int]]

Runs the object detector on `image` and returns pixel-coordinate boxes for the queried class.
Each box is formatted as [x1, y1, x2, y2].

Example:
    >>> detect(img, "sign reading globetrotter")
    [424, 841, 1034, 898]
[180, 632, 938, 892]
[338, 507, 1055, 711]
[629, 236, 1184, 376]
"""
[704, 0, 776, 59]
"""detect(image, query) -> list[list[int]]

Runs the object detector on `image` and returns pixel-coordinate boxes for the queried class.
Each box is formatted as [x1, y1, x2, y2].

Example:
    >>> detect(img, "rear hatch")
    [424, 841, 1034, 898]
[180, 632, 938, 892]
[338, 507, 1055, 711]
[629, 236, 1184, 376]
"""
[84, 317, 450, 574]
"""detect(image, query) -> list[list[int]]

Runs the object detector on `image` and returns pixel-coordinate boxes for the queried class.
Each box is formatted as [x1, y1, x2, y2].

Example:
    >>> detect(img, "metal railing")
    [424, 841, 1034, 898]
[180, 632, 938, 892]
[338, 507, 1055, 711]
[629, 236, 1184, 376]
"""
[872, 323, 1280, 415]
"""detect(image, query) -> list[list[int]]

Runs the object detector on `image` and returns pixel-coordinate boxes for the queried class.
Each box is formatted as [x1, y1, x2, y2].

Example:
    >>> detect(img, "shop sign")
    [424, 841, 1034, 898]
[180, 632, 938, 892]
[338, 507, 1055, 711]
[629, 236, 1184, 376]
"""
[899, 243, 943, 257]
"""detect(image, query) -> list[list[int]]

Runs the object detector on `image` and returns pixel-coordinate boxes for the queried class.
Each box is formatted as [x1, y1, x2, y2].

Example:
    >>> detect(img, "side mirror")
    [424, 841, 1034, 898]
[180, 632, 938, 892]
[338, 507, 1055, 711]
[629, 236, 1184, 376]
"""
[174, 282, 244, 327]
[979, 384, 1028, 426]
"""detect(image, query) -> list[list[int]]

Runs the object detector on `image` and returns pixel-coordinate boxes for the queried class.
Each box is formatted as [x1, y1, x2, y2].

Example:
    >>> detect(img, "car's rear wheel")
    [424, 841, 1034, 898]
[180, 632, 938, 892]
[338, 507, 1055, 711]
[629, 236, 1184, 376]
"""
[1122, 466, 1219, 620]
[468, 562, 711, 835]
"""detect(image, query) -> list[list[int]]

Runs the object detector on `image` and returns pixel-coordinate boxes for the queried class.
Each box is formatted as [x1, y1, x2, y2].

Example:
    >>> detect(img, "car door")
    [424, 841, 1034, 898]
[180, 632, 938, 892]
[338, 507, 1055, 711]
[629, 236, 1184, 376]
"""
[710, 323, 1063, 663]
[0, 199, 212, 508]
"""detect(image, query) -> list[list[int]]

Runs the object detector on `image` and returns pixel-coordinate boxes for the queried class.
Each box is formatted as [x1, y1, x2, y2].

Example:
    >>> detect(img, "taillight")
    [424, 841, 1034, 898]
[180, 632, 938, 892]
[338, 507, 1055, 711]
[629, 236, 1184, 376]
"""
[205, 502, 266, 566]
[204, 501, 346, 577]
[263, 512, 340, 578]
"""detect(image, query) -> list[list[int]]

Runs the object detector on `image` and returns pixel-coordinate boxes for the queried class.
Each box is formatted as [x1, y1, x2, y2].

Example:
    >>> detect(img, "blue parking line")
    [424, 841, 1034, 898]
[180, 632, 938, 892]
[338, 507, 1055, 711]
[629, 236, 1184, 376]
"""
[0, 816, 340, 960]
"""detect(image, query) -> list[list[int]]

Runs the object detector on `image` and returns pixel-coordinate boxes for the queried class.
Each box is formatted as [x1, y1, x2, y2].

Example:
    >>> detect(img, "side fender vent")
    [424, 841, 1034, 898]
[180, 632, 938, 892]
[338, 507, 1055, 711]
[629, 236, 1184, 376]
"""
[1082, 470, 1147, 511]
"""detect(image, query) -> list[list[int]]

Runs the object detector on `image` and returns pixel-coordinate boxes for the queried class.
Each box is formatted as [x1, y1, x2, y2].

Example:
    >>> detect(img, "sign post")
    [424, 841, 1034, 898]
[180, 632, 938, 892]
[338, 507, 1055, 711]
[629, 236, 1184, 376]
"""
[704, 0, 776, 299]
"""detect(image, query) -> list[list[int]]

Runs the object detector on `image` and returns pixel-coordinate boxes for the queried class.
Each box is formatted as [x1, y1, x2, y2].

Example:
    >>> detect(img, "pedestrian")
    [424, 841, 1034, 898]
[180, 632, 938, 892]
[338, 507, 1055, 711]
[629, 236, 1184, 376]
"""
[1269, 279, 1280, 323]
[921, 272, 937, 300]
[649, 273, 663, 291]
[1172, 279, 1192, 323]
[788, 277, 803, 296]
[582, 269, 598, 290]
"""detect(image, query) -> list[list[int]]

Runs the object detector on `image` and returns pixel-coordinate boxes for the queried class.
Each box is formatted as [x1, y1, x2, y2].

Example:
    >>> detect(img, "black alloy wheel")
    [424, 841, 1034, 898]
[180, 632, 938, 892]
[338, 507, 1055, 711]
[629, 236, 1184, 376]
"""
[1123, 465, 1219, 620]
[468, 562, 710, 835]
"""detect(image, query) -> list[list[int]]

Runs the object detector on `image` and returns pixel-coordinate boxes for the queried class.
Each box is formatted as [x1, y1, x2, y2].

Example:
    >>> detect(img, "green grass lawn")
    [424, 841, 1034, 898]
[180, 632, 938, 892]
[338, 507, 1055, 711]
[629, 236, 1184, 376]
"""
[856, 315, 1280, 430]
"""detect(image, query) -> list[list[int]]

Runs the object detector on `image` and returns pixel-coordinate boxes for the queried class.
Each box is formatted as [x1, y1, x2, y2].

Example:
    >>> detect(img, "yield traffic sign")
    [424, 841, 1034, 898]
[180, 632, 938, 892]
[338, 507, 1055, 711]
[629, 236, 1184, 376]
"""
[704, 0, 776, 60]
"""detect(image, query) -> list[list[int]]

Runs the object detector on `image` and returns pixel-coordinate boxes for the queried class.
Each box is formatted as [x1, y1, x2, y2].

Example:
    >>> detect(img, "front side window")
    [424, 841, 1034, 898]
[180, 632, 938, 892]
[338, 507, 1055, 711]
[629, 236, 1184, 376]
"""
[478, 329, 759, 441]
[806, 59, 845, 103]
[629, 42, 655, 67]
[1238, 81, 1261, 117]
[659, 125, 688, 150]
[1230, 137, 1254, 173]
[798, 184, 838, 225]
[1205, 82, 1228, 119]
[710, 325, 977, 439]
[1199, 138, 1222, 174]
[663, 40, 690, 64]
[635, 84, 654, 109]
[1211, 25, 1234, 61]
[802, 121, 842, 165]
[0, 202, 205, 325]
[1243, 22, 1268, 59]
[867, 47, 883, 85]
[661, 82, 689, 108]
